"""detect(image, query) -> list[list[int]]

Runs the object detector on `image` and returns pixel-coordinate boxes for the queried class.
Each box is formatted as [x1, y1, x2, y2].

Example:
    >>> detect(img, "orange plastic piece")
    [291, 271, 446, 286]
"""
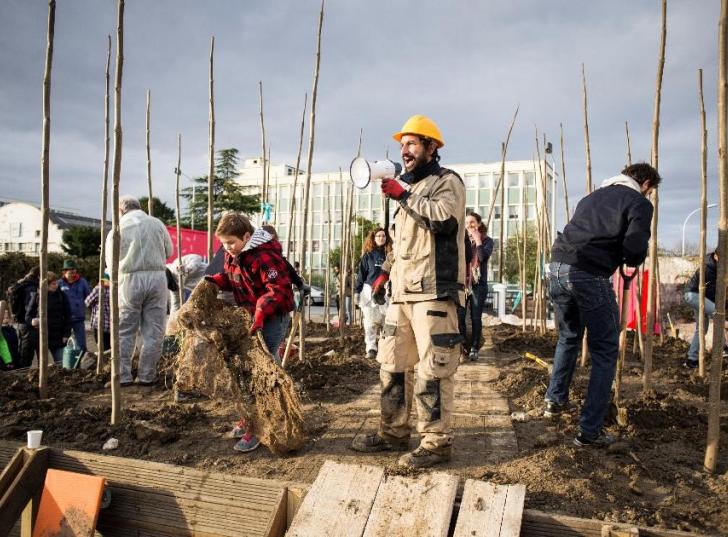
[32, 469, 105, 537]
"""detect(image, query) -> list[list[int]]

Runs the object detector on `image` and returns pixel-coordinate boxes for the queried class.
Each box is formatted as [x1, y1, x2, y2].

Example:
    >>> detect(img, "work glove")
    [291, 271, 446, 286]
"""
[249, 309, 266, 335]
[372, 273, 389, 305]
[381, 179, 407, 201]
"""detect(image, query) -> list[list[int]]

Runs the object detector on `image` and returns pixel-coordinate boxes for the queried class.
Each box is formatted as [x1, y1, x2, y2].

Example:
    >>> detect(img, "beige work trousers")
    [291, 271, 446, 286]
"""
[376, 299, 462, 453]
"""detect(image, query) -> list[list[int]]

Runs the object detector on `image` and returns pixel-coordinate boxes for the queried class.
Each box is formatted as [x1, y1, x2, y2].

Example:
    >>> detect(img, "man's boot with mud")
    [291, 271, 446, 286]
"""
[350, 433, 410, 453]
[397, 446, 451, 469]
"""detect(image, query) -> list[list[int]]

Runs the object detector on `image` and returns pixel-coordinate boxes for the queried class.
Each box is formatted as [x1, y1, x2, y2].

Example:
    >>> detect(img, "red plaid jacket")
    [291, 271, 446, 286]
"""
[208, 232, 294, 321]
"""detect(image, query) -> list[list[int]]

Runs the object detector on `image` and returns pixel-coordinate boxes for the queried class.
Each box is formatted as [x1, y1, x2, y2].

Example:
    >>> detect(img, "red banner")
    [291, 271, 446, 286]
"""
[165, 226, 220, 263]
[612, 268, 661, 334]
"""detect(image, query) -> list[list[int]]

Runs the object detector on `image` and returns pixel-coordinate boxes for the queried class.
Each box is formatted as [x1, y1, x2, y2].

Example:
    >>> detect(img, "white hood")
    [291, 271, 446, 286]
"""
[600, 174, 641, 193]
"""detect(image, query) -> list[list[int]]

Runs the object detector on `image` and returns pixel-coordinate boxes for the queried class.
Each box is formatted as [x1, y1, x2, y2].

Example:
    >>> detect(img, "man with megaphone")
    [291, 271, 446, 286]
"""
[350, 115, 466, 469]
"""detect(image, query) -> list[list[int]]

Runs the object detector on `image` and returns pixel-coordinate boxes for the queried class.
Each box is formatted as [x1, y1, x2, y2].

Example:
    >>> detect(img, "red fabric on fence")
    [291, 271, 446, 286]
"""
[612, 268, 661, 335]
[166, 226, 220, 263]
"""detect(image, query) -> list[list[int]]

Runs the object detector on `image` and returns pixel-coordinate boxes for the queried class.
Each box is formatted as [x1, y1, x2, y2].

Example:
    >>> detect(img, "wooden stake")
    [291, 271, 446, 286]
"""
[704, 0, 728, 474]
[175, 134, 184, 307]
[559, 122, 570, 220]
[697, 68, 709, 377]
[644, 0, 667, 392]
[38, 0, 55, 399]
[207, 36, 215, 262]
[297, 0, 325, 362]
[145, 89, 153, 215]
[285, 93, 307, 259]
[579, 63, 593, 366]
[97, 34, 111, 375]
[521, 164, 527, 332]
[259, 80, 268, 212]
[625, 121, 633, 166]
[109, 0, 125, 424]
[324, 181, 333, 332]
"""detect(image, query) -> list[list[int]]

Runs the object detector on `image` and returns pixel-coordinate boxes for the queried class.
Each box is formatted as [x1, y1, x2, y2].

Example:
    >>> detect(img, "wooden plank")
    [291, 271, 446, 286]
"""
[264, 488, 288, 537]
[500, 484, 525, 536]
[286, 461, 384, 537]
[0, 448, 49, 537]
[362, 471, 458, 537]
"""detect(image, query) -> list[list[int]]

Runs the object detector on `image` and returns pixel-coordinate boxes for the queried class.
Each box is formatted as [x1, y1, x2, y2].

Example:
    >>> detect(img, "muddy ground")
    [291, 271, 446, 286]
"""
[1, 322, 727, 535]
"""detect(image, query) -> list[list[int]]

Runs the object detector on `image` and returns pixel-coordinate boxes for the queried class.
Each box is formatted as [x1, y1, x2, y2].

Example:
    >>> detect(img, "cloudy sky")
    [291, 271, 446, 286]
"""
[0, 1, 721, 251]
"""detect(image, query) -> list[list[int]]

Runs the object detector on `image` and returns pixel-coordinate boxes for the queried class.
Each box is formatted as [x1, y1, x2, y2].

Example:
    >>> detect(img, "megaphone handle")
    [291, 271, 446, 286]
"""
[384, 196, 390, 233]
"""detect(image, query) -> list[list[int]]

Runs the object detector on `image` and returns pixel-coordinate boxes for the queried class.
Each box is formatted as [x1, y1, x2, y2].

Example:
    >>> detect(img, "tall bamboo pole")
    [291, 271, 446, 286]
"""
[580, 63, 593, 366]
[207, 36, 215, 262]
[644, 0, 667, 392]
[175, 134, 184, 306]
[259, 80, 268, 213]
[38, 0, 55, 399]
[697, 69, 709, 377]
[97, 35, 111, 375]
[521, 165, 527, 331]
[109, 0, 125, 424]
[625, 121, 633, 166]
[486, 105, 519, 228]
[298, 0, 325, 361]
[146, 89, 153, 215]
[339, 182, 354, 341]
[286, 93, 308, 259]
[324, 182, 333, 332]
[704, 0, 728, 474]
[559, 123, 569, 220]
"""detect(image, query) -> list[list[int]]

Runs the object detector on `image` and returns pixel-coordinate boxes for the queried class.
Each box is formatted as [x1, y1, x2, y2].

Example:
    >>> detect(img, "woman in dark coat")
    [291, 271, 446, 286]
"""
[26, 271, 72, 364]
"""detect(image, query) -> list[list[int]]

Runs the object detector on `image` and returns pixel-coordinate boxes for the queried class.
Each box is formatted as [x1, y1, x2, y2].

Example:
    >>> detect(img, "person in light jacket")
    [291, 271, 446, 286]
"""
[355, 228, 392, 359]
[105, 195, 173, 386]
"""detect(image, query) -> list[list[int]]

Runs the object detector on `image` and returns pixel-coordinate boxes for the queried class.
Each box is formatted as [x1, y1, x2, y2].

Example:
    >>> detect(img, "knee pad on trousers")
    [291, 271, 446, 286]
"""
[381, 371, 406, 416]
[415, 378, 441, 422]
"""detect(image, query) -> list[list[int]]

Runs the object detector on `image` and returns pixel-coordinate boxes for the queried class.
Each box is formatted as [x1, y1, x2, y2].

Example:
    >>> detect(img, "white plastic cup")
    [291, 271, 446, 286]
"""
[27, 430, 43, 449]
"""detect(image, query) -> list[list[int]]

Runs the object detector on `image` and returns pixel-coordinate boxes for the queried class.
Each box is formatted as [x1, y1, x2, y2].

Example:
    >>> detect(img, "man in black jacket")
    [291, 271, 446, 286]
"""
[683, 250, 727, 368]
[544, 162, 661, 447]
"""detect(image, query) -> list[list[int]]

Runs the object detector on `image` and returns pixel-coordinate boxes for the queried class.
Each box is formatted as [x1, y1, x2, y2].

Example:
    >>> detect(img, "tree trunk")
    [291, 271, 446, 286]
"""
[146, 89, 153, 215]
[38, 0, 55, 399]
[207, 36, 215, 261]
[698, 68, 709, 377]
[324, 182, 332, 332]
[109, 0, 125, 425]
[486, 105, 519, 228]
[704, 0, 728, 474]
[297, 0, 325, 362]
[175, 134, 184, 306]
[286, 93, 307, 259]
[559, 122, 569, 221]
[644, 0, 667, 392]
[97, 34, 111, 375]
[259, 80, 268, 216]
[580, 63, 593, 367]
[498, 143, 506, 283]
[625, 121, 633, 166]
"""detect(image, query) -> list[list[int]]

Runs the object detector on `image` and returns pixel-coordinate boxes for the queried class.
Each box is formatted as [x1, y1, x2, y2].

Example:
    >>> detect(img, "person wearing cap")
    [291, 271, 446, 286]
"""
[350, 115, 466, 469]
[85, 272, 111, 353]
[105, 195, 173, 386]
[58, 259, 91, 352]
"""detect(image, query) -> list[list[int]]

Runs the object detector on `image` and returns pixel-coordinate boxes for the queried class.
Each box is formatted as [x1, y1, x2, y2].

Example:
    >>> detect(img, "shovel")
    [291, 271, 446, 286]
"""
[611, 266, 637, 427]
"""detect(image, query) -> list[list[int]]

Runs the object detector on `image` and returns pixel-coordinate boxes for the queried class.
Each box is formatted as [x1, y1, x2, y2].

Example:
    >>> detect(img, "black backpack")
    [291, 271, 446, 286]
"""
[7, 280, 31, 323]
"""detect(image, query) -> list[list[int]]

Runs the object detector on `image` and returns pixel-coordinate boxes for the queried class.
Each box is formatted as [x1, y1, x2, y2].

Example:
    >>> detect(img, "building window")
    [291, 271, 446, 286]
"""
[10, 223, 22, 238]
[35, 230, 40, 238]
[508, 206, 520, 219]
[478, 174, 490, 189]
[464, 174, 478, 188]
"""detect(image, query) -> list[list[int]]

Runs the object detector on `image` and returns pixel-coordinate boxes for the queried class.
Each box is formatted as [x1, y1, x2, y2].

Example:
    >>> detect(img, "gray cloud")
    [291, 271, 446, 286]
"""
[0, 0, 721, 250]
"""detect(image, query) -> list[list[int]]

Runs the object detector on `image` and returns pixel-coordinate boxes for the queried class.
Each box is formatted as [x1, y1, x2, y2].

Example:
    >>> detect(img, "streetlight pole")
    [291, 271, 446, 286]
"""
[682, 203, 717, 256]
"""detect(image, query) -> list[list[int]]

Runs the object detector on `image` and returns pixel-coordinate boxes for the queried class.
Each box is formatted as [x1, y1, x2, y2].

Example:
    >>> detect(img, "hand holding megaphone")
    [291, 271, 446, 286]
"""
[350, 156, 403, 190]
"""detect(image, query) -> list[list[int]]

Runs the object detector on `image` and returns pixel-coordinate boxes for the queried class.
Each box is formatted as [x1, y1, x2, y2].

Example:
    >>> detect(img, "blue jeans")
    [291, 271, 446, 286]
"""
[71, 320, 87, 351]
[684, 291, 715, 362]
[458, 280, 488, 351]
[545, 262, 620, 438]
[262, 314, 290, 364]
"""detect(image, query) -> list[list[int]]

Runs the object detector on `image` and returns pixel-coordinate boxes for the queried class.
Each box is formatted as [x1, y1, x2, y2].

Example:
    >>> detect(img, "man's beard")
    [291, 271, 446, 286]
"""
[403, 151, 429, 173]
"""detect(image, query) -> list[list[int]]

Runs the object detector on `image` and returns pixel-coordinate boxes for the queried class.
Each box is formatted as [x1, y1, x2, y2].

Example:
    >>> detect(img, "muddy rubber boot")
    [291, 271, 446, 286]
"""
[350, 433, 410, 453]
[396, 446, 451, 469]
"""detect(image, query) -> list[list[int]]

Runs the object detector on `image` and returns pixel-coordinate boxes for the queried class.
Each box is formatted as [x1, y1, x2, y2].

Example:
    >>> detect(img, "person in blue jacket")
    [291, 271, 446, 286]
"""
[355, 228, 391, 359]
[58, 259, 90, 351]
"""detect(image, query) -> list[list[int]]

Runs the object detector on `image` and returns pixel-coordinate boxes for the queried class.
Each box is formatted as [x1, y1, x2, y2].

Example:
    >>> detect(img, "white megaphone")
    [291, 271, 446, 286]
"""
[350, 157, 402, 189]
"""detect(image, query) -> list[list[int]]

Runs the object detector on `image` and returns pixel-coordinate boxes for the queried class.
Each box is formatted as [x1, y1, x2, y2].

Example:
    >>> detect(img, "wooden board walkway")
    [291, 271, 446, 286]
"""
[287, 461, 522, 537]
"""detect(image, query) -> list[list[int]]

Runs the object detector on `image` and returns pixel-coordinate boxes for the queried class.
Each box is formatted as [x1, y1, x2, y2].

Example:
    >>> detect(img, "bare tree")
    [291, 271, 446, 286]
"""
[580, 63, 593, 366]
[38, 0, 56, 399]
[146, 89, 153, 215]
[704, 0, 728, 474]
[286, 93, 307, 259]
[259, 80, 268, 213]
[297, 0, 325, 361]
[625, 121, 633, 166]
[97, 34, 111, 374]
[207, 36, 215, 261]
[698, 68, 709, 377]
[175, 134, 184, 306]
[109, 0, 125, 424]
[559, 122, 569, 220]
[644, 0, 667, 392]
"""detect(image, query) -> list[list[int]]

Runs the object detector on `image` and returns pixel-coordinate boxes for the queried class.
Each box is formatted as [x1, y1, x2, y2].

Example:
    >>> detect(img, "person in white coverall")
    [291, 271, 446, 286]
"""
[168, 254, 208, 314]
[354, 228, 391, 359]
[105, 195, 173, 386]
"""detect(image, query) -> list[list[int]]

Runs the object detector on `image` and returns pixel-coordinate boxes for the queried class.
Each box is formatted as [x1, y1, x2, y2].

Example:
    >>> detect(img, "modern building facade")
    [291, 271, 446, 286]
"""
[235, 157, 553, 282]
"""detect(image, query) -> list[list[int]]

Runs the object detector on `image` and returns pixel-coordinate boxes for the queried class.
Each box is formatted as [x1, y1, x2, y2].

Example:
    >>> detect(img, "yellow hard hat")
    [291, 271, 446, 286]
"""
[392, 114, 444, 148]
